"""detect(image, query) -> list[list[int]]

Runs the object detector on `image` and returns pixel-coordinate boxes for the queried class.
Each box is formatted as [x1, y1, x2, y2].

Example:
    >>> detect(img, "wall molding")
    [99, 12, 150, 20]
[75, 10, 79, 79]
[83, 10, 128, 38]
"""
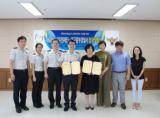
[0, 68, 160, 90]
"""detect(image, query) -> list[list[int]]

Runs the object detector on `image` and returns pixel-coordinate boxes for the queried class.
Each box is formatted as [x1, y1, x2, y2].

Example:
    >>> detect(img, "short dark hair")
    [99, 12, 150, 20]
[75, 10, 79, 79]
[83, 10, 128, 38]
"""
[52, 38, 60, 44]
[35, 43, 43, 49]
[17, 36, 27, 42]
[68, 39, 76, 45]
[85, 44, 94, 52]
[98, 41, 106, 47]
[115, 41, 124, 47]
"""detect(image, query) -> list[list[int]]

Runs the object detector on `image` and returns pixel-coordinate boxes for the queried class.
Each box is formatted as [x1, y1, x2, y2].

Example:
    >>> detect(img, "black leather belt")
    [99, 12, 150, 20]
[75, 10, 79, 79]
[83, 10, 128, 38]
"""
[113, 71, 126, 73]
[35, 71, 44, 73]
[14, 69, 27, 72]
[48, 67, 60, 69]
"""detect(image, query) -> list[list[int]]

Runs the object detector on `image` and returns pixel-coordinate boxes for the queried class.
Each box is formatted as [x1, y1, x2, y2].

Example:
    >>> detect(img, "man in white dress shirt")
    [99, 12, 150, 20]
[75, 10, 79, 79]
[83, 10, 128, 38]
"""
[44, 39, 62, 109]
[59, 40, 80, 112]
[9, 36, 30, 113]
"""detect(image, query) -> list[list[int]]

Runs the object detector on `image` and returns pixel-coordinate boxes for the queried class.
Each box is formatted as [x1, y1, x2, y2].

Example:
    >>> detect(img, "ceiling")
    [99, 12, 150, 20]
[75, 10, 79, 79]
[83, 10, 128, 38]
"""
[0, 0, 160, 20]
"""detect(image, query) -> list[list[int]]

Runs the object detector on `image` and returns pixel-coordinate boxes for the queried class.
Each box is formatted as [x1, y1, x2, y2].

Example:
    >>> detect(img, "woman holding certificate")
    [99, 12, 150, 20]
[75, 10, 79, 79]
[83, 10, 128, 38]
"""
[95, 41, 112, 107]
[80, 44, 100, 110]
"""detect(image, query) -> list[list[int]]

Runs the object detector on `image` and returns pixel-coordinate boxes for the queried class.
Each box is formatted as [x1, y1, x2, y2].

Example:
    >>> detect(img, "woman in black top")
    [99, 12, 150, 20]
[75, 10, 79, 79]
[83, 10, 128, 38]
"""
[80, 44, 100, 110]
[131, 46, 146, 110]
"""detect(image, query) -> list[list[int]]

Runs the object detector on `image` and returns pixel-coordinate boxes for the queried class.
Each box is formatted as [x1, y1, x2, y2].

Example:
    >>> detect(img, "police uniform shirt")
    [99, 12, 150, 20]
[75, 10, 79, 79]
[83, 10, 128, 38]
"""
[59, 51, 80, 63]
[9, 47, 29, 70]
[31, 53, 44, 71]
[44, 49, 62, 67]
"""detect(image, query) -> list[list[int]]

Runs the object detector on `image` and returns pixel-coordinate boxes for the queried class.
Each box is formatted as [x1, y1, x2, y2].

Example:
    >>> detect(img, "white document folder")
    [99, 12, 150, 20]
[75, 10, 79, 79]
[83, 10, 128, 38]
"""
[71, 61, 81, 75]
[82, 60, 102, 75]
[82, 60, 92, 74]
[92, 62, 102, 75]
[62, 61, 80, 75]
[62, 62, 71, 75]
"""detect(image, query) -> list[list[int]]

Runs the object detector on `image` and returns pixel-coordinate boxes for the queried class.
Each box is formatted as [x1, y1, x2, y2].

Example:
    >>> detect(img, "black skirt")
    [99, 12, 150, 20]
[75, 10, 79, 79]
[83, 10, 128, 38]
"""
[80, 73, 99, 94]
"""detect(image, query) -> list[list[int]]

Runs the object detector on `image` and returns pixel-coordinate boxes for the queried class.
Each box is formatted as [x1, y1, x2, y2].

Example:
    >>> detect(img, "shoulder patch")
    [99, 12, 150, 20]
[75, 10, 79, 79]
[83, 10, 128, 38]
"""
[59, 50, 63, 52]
[47, 50, 51, 52]
[13, 47, 17, 49]
[75, 51, 80, 55]
[62, 50, 67, 53]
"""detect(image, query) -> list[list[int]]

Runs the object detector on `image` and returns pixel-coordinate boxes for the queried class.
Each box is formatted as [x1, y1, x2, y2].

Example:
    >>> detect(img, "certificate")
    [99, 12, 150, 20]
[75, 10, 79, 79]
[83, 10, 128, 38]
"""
[62, 61, 80, 75]
[71, 61, 80, 75]
[82, 60, 102, 75]
[92, 62, 102, 75]
[62, 62, 71, 75]
[82, 60, 92, 74]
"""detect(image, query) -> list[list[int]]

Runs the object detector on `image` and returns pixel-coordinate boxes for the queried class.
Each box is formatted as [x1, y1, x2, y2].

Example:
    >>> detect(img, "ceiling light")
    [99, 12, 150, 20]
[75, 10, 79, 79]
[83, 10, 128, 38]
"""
[113, 4, 137, 17]
[20, 2, 42, 16]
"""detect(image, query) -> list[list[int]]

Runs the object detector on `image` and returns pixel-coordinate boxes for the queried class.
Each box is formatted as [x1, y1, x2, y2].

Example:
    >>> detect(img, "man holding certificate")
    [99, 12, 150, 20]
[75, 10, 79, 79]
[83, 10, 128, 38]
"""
[80, 44, 101, 110]
[59, 40, 80, 112]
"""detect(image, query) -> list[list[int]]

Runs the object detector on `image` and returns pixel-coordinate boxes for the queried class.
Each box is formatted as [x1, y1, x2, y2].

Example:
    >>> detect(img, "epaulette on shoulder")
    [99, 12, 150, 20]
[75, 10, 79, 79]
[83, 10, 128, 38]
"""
[75, 51, 80, 55]
[33, 53, 36, 55]
[60, 50, 66, 53]
[13, 47, 17, 49]
[59, 50, 63, 52]
[47, 50, 51, 52]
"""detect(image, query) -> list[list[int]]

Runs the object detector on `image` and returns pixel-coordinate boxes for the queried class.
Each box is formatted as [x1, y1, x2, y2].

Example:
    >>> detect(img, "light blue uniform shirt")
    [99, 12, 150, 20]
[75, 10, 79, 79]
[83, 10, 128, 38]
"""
[59, 51, 81, 63]
[111, 51, 131, 72]
[44, 49, 62, 67]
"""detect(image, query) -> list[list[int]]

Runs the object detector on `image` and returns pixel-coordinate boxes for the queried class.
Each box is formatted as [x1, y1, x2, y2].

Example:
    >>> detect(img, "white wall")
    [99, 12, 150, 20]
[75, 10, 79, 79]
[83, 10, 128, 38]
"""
[0, 19, 160, 68]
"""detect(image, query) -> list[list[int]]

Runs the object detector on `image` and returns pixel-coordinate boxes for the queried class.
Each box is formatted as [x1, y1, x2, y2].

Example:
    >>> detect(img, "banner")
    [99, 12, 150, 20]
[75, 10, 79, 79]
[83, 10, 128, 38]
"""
[33, 30, 119, 52]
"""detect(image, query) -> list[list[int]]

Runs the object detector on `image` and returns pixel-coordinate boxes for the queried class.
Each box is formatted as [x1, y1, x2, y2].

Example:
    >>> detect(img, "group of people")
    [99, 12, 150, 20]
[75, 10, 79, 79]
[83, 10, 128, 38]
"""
[9, 36, 146, 113]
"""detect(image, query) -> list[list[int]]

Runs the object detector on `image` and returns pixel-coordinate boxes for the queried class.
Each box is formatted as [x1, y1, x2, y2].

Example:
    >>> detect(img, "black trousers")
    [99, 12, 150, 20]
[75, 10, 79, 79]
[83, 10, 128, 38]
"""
[47, 67, 62, 104]
[63, 75, 78, 107]
[32, 71, 44, 106]
[13, 69, 28, 108]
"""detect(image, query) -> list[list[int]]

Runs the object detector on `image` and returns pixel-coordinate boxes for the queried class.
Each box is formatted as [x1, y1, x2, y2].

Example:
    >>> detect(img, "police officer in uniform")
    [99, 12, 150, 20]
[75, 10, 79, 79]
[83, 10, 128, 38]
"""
[9, 36, 30, 113]
[44, 39, 62, 109]
[59, 40, 80, 112]
[31, 43, 44, 108]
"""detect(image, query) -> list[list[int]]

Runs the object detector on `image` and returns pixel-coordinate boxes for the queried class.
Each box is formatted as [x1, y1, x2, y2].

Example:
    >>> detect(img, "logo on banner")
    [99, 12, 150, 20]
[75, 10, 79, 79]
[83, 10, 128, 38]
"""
[33, 30, 119, 52]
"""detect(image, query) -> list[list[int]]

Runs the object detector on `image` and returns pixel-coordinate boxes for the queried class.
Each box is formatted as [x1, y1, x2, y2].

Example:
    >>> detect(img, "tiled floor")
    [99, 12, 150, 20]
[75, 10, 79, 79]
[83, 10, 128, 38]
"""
[0, 90, 160, 118]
